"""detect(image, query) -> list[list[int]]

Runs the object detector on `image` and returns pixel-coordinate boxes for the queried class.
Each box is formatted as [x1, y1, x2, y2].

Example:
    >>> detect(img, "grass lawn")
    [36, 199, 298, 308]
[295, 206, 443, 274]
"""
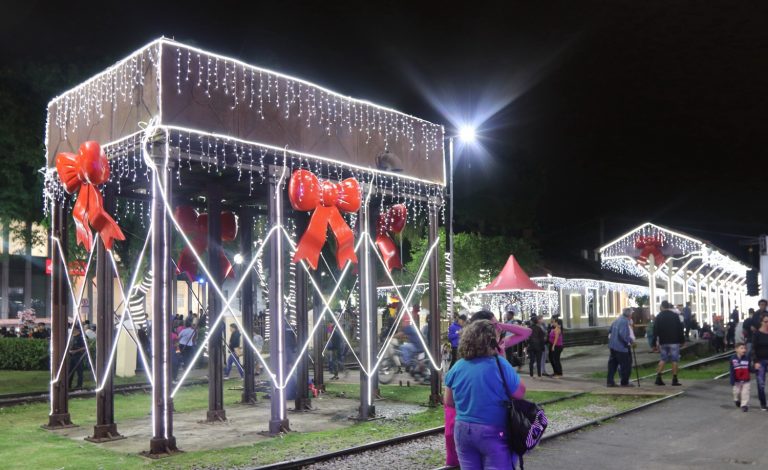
[0, 370, 151, 395]
[323, 382, 573, 406]
[591, 358, 729, 380]
[0, 379, 580, 470]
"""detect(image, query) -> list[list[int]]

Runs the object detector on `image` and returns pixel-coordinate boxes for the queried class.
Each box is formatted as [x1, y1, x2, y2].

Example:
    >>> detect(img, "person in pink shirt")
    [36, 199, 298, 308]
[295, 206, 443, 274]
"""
[444, 309, 531, 467]
[548, 319, 564, 377]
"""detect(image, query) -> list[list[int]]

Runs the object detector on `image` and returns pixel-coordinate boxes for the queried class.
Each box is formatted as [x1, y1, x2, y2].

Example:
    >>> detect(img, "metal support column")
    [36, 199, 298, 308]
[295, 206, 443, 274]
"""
[357, 200, 375, 420]
[268, 166, 290, 434]
[312, 280, 325, 392]
[148, 148, 176, 455]
[206, 182, 226, 422]
[46, 196, 72, 429]
[428, 198, 443, 406]
[294, 211, 312, 411]
[88, 186, 123, 442]
[240, 206, 257, 404]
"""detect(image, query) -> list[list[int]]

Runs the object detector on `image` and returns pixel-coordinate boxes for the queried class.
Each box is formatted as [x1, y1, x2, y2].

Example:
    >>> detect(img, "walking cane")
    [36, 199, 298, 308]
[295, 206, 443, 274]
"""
[632, 344, 641, 387]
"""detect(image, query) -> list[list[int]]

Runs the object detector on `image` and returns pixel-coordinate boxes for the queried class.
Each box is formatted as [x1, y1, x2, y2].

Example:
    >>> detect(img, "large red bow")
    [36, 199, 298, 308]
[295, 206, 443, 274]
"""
[376, 204, 407, 272]
[175, 206, 238, 282]
[55, 141, 125, 252]
[288, 169, 361, 270]
[635, 235, 665, 266]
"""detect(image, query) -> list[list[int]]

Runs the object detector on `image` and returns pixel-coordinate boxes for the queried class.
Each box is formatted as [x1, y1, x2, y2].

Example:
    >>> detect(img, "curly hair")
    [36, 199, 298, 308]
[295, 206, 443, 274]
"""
[458, 320, 497, 360]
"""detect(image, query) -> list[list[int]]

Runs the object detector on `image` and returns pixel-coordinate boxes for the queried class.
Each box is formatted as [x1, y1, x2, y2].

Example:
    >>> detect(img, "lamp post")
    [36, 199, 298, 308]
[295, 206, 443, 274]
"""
[445, 125, 476, 318]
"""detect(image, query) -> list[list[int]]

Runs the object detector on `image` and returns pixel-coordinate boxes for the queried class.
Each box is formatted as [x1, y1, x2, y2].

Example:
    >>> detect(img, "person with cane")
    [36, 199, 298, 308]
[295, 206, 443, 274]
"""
[607, 308, 634, 387]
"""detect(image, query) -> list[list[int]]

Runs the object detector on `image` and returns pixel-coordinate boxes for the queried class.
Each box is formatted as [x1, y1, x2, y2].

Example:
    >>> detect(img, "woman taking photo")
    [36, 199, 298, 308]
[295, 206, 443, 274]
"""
[445, 319, 527, 469]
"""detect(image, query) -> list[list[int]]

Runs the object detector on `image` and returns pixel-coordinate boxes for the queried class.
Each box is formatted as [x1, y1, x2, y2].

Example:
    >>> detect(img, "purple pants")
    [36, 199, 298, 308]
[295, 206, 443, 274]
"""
[454, 420, 517, 469]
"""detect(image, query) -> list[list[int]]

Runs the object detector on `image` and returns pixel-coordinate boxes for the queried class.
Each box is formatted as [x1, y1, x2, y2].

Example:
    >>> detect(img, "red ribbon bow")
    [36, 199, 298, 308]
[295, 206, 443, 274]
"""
[635, 235, 665, 266]
[376, 204, 407, 272]
[55, 141, 125, 252]
[175, 206, 238, 282]
[288, 169, 361, 270]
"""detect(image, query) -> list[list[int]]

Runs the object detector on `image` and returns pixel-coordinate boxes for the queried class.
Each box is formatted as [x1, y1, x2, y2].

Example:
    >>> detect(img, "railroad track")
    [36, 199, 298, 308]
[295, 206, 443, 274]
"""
[0, 379, 209, 407]
[251, 391, 607, 470]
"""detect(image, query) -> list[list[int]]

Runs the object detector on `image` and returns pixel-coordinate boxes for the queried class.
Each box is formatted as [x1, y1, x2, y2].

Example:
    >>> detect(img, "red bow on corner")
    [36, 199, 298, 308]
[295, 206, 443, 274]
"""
[376, 204, 407, 272]
[175, 206, 238, 283]
[635, 235, 665, 266]
[55, 141, 125, 252]
[288, 169, 361, 270]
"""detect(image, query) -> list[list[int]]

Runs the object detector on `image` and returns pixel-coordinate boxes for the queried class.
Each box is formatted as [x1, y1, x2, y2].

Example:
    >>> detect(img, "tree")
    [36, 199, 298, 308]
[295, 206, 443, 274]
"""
[403, 228, 540, 302]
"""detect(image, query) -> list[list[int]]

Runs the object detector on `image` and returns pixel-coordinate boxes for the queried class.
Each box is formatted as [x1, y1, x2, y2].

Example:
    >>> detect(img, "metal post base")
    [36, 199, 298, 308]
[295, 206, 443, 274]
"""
[268, 418, 290, 435]
[85, 424, 125, 443]
[355, 405, 377, 421]
[429, 393, 444, 407]
[241, 392, 259, 405]
[43, 413, 74, 429]
[142, 437, 180, 459]
[206, 409, 227, 422]
[291, 398, 312, 411]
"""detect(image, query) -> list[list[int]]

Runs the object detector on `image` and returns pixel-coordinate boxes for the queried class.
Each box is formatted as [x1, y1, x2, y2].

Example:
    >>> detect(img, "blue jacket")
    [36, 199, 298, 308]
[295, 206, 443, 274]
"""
[448, 322, 463, 348]
[608, 316, 633, 353]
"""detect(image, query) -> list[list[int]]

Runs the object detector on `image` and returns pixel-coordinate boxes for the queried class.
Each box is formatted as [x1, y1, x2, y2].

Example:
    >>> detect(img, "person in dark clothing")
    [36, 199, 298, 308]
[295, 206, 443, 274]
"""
[607, 308, 634, 387]
[743, 305, 764, 359]
[652, 301, 685, 386]
[328, 322, 346, 379]
[751, 314, 768, 410]
[682, 302, 692, 341]
[68, 327, 87, 389]
[224, 323, 243, 378]
[447, 313, 467, 370]
[527, 315, 546, 378]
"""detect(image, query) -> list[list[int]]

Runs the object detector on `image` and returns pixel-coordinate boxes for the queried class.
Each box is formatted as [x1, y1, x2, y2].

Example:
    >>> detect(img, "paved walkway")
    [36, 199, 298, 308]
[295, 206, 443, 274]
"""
[525, 377, 768, 469]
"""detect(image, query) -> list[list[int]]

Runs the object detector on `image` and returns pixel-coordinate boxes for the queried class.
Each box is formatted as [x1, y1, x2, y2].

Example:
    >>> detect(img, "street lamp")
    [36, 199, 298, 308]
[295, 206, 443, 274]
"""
[446, 125, 477, 317]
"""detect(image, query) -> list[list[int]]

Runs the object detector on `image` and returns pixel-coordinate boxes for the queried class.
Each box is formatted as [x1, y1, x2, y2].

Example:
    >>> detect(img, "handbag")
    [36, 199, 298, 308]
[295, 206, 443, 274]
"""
[495, 356, 548, 470]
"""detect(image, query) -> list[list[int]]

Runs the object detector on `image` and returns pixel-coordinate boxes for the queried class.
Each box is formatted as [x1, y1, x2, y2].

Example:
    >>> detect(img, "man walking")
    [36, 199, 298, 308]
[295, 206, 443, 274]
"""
[224, 323, 244, 379]
[652, 300, 685, 386]
[447, 312, 466, 369]
[607, 308, 634, 387]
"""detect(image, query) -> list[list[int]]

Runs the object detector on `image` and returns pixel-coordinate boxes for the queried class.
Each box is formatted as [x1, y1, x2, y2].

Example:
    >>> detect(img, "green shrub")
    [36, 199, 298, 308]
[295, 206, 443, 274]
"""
[0, 338, 50, 370]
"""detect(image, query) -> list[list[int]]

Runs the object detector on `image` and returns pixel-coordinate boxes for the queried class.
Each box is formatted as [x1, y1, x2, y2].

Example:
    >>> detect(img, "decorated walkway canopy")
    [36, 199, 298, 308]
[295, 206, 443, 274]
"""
[599, 222, 749, 320]
[42, 37, 449, 454]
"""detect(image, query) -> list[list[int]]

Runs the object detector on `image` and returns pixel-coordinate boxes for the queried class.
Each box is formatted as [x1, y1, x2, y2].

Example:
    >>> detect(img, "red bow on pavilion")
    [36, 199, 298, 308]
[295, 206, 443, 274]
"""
[635, 235, 666, 266]
[288, 169, 361, 270]
[376, 204, 407, 272]
[175, 206, 238, 282]
[55, 141, 125, 252]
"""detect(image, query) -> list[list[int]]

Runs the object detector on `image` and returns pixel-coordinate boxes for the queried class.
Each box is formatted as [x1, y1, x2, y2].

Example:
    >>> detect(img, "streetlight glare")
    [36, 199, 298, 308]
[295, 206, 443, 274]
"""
[458, 125, 477, 143]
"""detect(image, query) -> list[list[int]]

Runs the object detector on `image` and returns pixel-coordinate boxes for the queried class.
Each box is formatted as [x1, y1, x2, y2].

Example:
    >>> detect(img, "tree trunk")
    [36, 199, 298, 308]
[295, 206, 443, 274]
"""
[24, 219, 32, 308]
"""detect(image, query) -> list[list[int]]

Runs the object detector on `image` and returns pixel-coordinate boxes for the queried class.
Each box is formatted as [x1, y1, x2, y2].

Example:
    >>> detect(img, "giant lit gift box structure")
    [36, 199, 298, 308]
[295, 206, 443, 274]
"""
[43, 38, 448, 455]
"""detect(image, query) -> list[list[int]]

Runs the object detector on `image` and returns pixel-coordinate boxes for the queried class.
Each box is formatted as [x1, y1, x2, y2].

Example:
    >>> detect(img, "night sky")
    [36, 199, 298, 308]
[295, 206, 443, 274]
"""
[3, 1, 766, 263]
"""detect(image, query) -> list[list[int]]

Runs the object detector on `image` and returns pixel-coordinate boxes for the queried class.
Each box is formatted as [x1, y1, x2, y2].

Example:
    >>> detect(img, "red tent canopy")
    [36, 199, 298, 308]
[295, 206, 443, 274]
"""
[480, 255, 543, 292]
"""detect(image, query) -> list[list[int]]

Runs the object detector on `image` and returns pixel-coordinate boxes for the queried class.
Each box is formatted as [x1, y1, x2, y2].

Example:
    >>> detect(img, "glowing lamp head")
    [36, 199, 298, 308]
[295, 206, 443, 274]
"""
[234, 253, 244, 265]
[458, 125, 476, 143]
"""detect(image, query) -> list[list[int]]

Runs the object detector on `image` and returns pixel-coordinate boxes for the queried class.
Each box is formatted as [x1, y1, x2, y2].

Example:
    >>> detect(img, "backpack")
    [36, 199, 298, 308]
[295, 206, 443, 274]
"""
[495, 356, 548, 469]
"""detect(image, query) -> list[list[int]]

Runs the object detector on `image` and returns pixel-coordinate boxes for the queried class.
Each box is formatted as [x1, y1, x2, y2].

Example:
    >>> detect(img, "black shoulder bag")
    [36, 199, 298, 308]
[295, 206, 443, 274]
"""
[495, 355, 548, 470]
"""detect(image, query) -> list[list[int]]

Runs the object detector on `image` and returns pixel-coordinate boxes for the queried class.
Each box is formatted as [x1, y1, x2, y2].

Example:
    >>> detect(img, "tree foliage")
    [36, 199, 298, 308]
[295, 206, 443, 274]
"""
[403, 228, 540, 297]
